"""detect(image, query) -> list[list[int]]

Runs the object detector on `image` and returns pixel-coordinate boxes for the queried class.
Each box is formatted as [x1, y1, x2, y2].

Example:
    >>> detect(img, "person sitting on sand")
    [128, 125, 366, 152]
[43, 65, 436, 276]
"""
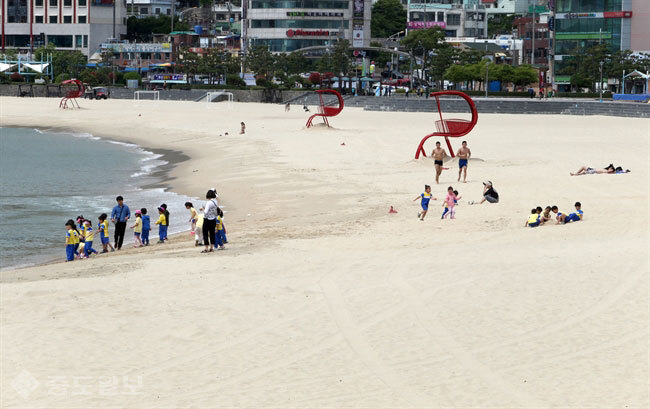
[477, 181, 499, 204]
[551, 205, 566, 224]
[540, 206, 553, 224]
[525, 209, 541, 228]
[570, 164, 615, 176]
[563, 202, 583, 224]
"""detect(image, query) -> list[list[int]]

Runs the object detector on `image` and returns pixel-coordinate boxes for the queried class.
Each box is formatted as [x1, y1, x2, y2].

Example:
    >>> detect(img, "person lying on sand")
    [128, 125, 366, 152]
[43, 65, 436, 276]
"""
[570, 164, 614, 176]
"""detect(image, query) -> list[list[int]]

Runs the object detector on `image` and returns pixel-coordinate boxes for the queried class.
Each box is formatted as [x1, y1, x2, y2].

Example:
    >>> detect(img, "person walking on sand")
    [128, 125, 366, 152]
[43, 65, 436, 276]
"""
[431, 141, 447, 184]
[240, 122, 246, 134]
[111, 195, 130, 250]
[200, 190, 219, 253]
[456, 141, 471, 183]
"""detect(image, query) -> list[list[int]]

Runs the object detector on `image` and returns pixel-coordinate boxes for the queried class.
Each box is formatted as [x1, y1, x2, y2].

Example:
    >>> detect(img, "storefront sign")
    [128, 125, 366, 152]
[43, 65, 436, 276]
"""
[151, 74, 187, 83]
[286, 29, 331, 37]
[407, 21, 446, 29]
[286, 11, 344, 17]
[408, 3, 451, 9]
[556, 11, 632, 19]
[101, 43, 171, 53]
[353, 0, 364, 19]
[353, 27, 363, 48]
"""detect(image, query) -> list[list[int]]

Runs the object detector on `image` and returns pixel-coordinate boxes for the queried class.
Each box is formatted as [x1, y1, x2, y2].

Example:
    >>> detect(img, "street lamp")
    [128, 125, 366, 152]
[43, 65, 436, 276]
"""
[599, 60, 604, 102]
[485, 41, 489, 97]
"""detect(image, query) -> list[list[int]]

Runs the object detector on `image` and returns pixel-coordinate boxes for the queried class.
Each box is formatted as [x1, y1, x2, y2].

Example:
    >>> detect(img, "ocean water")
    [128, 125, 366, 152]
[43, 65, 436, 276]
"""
[0, 127, 197, 270]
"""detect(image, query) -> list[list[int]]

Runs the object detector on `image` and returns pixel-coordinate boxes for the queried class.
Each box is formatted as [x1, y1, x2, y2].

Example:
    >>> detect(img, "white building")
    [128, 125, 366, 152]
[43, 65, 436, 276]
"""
[481, 0, 528, 15]
[245, 0, 372, 53]
[407, 2, 488, 38]
[1, 0, 127, 56]
[127, 0, 173, 17]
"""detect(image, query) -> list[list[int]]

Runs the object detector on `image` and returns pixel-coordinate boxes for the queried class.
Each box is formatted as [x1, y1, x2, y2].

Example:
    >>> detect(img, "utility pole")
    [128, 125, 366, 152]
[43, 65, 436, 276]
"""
[599, 60, 604, 102]
[171, 0, 175, 33]
[484, 41, 489, 97]
[531, 0, 535, 65]
[112, 0, 116, 39]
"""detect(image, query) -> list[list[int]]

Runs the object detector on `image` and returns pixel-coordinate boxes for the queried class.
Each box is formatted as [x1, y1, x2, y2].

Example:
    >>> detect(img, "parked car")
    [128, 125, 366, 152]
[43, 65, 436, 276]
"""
[84, 87, 108, 100]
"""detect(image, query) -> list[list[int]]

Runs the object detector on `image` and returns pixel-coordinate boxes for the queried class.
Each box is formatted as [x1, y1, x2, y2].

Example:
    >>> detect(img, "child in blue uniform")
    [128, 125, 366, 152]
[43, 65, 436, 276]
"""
[65, 220, 78, 261]
[525, 209, 541, 227]
[83, 220, 99, 257]
[413, 185, 436, 221]
[140, 208, 151, 246]
[563, 202, 583, 223]
[98, 213, 115, 253]
[216, 207, 228, 244]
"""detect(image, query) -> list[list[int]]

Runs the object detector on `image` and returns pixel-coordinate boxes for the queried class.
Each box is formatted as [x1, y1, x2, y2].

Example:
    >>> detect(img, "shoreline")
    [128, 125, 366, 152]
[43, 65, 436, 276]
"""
[0, 125, 195, 274]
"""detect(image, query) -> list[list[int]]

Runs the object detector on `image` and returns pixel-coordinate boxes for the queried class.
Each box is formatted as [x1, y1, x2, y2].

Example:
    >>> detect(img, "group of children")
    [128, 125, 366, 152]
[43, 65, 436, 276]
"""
[184, 201, 227, 249]
[414, 185, 461, 221]
[525, 202, 583, 227]
[64, 206, 170, 261]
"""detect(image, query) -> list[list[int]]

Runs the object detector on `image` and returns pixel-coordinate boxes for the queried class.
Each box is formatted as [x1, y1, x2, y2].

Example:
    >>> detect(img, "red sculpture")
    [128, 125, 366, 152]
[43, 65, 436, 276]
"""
[59, 79, 84, 109]
[415, 91, 478, 159]
[306, 89, 344, 128]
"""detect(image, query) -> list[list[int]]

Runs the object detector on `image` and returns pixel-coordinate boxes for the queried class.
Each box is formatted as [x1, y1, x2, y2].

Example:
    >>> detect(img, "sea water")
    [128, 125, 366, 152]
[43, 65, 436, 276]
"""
[0, 127, 197, 270]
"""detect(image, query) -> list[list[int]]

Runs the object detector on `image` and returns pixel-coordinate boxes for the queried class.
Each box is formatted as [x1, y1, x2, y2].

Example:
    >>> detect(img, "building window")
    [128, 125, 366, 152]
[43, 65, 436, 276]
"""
[167, 9, 171, 15]
[35, 0, 43, 6]
[76, 35, 83, 47]
[64, 15, 72, 23]
[251, 1, 349, 9]
[447, 14, 460, 26]
[140, 7, 148, 14]
[78, 15, 86, 23]
[78, 0, 86, 5]
[35, 15, 44, 23]
[64, 0, 71, 6]
[49, 0, 57, 6]
[84, 35, 88, 47]
[47, 35, 73, 47]
[49, 15, 58, 23]
[251, 19, 349, 29]
[155, 7, 160, 14]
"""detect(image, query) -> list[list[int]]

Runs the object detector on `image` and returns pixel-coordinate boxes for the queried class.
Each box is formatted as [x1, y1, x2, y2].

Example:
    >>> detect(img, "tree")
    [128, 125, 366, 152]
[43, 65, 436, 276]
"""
[512, 65, 537, 87]
[444, 64, 472, 88]
[371, 0, 407, 38]
[126, 16, 190, 41]
[488, 14, 515, 38]
[34, 43, 87, 78]
[401, 27, 446, 84]
[246, 45, 276, 82]
[429, 45, 458, 88]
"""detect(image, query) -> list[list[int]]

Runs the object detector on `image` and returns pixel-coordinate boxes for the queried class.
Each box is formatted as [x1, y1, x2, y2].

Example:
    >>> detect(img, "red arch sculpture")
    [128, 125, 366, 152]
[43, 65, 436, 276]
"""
[415, 91, 478, 159]
[59, 79, 84, 109]
[306, 89, 344, 128]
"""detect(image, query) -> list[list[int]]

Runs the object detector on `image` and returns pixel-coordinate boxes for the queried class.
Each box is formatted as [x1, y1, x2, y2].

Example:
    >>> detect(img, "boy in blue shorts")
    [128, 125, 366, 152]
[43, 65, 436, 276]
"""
[563, 202, 583, 223]
[98, 213, 115, 253]
[456, 141, 471, 183]
[525, 208, 541, 227]
[413, 185, 436, 221]
[140, 208, 151, 246]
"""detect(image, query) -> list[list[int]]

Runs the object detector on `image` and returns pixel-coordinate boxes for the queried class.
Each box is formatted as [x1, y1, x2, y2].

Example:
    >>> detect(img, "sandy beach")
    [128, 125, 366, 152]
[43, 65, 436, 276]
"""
[1, 96, 648, 408]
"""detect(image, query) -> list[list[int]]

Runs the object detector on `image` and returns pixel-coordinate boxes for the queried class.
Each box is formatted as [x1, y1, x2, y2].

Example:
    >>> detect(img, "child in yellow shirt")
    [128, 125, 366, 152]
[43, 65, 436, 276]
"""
[155, 206, 167, 244]
[131, 210, 143, 247]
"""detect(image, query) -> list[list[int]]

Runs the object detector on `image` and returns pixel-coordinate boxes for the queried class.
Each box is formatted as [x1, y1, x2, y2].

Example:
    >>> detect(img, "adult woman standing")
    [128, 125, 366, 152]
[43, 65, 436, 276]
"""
[201, 190, 219, 253]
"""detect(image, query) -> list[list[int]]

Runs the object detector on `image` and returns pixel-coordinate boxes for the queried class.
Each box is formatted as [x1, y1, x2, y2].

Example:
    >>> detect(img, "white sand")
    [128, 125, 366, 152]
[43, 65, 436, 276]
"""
[1, 97, 648, 408]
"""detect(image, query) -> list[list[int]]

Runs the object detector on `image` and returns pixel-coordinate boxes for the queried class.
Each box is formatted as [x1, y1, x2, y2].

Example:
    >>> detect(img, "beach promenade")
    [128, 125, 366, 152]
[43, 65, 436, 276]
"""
[1, 97, 648, 408]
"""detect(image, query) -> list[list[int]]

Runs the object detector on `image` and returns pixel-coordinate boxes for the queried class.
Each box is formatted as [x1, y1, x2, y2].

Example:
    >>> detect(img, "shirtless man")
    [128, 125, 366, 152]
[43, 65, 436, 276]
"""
[456, 141, 471, 183]
[431, 141, 447, 184]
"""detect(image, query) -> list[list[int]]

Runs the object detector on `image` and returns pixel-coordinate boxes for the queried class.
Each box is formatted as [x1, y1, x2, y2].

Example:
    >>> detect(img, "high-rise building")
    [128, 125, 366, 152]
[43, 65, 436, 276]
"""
[1, 0, 127, 56]
[245, 0, 371, 53]
[405, 0, 488, 38]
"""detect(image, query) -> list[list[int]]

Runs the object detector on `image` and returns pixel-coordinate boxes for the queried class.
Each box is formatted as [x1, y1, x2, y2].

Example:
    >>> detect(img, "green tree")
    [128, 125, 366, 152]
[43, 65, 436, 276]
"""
[246, 45, 276, 82]
[444, 64, 472, 88]
[401, 27, 446, 83]
[34, 43, 87, 78]
[126, 16, 190, 41]
[429, 45, 458, 88]
[488, 14, 515, 38]
[371, 0, 407, 38]
[512, 65, 537, 87]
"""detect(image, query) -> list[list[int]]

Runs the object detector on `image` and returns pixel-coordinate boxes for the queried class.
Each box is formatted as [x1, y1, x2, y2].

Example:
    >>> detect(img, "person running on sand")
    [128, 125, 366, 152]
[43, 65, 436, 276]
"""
[570, 165, 614, 176]
[431, 141, 447, 184]
[413, 184, 436, 221]
[456, 141, 471, 183]
[441, 186, 458, 219]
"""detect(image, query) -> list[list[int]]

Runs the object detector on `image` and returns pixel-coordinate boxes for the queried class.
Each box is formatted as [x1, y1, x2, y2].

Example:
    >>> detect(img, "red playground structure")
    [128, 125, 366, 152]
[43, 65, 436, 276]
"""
[414, 91, 478, 159]
[306, 89, 344, 128]
[59, 79, 84, 109]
